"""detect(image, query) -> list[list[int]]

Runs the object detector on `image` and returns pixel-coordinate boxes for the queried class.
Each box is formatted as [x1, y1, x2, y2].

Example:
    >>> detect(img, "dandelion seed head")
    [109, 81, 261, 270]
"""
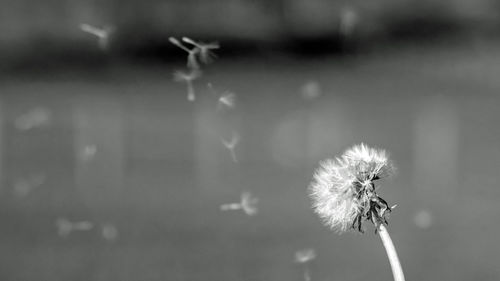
[343, 143, 394, 181]
[294, 248, 317, 263]
[309, 144, 395, 232]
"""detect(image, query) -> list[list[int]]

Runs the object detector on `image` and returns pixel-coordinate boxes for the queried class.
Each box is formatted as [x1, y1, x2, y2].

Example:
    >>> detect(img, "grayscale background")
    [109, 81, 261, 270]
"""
[1, 1, 499, 281]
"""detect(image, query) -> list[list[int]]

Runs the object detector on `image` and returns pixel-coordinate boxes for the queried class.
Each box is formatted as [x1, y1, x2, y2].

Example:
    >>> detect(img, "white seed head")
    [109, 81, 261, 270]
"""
[309, 144, 395, 232]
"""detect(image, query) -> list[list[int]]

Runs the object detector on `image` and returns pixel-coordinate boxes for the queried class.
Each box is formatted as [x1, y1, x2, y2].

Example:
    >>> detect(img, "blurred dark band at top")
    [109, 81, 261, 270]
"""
[1, 0, 499, 68]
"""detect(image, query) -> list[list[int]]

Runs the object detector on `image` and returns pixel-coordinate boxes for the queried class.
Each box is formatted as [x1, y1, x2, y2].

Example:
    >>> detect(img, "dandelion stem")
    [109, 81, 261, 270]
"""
[377, 223, 405, 281]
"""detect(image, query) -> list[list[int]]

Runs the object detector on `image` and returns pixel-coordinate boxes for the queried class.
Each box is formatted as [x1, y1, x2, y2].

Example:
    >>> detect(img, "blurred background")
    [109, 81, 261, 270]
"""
[1, 0, 500, 281]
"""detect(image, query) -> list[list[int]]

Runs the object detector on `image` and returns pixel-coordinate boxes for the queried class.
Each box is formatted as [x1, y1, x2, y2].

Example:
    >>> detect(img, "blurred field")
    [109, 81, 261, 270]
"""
[1, 40, 500, 281]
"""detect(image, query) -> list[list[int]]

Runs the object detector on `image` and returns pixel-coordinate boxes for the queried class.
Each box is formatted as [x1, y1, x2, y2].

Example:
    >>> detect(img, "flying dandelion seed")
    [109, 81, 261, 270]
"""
[169, 36, 201, 69]
[13, 173, 46, 198]
[294, 248, 316, 263]
[182, 37, 220, 64]
[301, 80, 322, 100]
[15, 107, 51, 131]
[174, 69, 202, 101]
[101, 223, 119, 241]
[217, 91, 236, 110]
[220, 191, 259, 216]
[206, 83, 236, 110]
[295, 248, 316, 281]
[221, 132, 239, 162]
[56, 218, 94, 237]
[80, 23, 114, 50]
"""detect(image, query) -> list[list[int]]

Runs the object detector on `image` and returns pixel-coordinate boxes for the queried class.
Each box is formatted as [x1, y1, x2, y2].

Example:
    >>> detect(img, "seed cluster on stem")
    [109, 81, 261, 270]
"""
[309, 143, 405, 281]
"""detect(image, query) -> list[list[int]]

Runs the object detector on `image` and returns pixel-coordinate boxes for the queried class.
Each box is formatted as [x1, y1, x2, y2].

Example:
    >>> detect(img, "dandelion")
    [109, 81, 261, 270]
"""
[55, 218, 94, 237]
[182, 37, 219, 64]
[295, 248, 316, 281]
[169, 37, 201, 69]
[174, 69, 202, 101]
[80, 23, 114, 50]
[221, 132, 239, 162]
[220, 191, 259, 216]
[309, 143, 405, 281]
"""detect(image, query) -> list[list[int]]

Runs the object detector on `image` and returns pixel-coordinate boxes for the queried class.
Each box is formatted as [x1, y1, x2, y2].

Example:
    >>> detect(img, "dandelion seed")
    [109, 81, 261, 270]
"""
[221, 132, 239, 162]
[220, 191, 259, 216]
[294, 248, 317, 263]
[15, 107, 51, 131]
[309, 143, 395, 233]
[55, 218, 94, 237]
[174, 69, 202, 101]
[101, 223, 119, 241]
[217, 91, 236, 110]
[80, 23, 114, 50]
[182, 37, 219, 64]
[169, 36, 201, 69]
[295, 248, 316, 281]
